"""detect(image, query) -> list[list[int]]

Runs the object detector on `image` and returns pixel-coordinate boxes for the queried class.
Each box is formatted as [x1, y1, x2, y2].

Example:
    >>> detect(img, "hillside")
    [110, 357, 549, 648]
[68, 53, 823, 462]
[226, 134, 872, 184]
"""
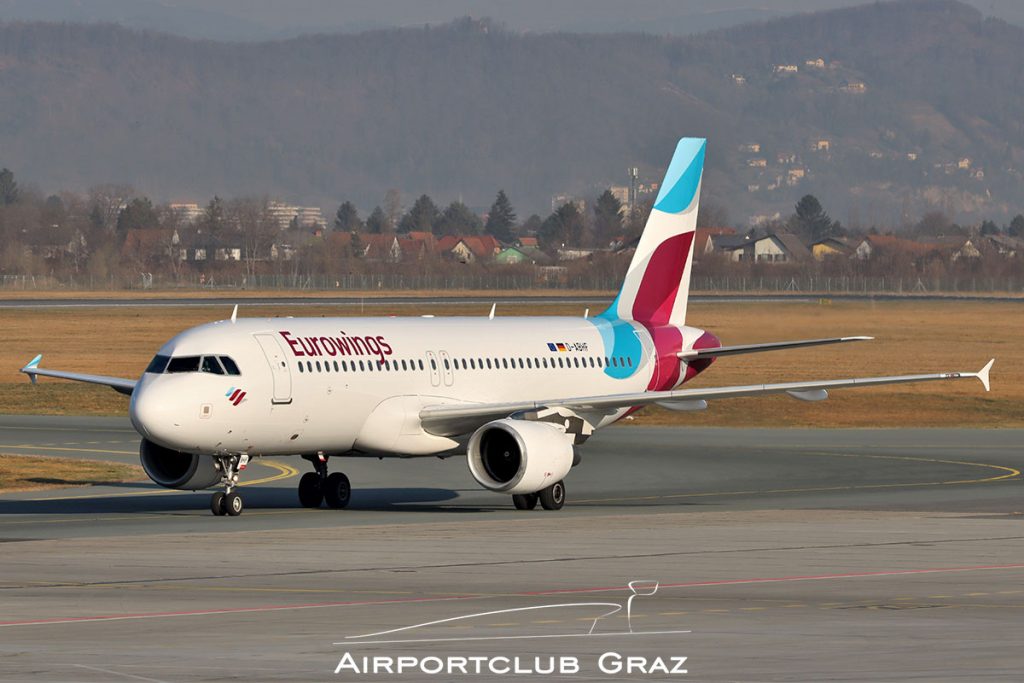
[0, 0, 1022, 223]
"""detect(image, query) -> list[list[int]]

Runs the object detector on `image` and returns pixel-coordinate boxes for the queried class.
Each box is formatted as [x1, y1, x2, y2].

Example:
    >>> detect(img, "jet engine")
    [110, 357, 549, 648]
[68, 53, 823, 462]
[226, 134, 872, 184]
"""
[467, 419, 574, 495]
[140, 438, 221, 490]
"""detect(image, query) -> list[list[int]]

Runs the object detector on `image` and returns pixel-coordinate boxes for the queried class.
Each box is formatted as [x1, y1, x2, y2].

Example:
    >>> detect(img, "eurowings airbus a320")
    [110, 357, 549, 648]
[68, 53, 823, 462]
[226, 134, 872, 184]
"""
[21, 138, 994, 516]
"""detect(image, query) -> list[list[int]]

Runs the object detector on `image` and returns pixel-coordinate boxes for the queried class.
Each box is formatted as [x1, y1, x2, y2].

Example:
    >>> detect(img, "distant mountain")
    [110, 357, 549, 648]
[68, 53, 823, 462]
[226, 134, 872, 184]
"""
[0, 0, 1022, 224]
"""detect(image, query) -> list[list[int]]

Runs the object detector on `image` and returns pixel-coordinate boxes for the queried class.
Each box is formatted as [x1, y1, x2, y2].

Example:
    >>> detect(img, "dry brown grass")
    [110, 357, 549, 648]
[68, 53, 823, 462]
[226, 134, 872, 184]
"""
[0, 300, 1019, 427]
[0, 453, 144, 492]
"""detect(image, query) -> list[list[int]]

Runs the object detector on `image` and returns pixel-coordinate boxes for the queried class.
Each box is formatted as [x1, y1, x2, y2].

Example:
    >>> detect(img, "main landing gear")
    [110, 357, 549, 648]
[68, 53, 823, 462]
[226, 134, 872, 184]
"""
[298, 453, 351, 509]
[210, 454, 249, 516]
[512, 480, 566, 511]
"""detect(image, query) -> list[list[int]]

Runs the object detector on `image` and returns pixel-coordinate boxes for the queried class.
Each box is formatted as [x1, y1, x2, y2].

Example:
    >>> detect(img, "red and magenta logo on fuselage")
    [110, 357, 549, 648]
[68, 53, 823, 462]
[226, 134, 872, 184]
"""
[225, 387, 246, 406]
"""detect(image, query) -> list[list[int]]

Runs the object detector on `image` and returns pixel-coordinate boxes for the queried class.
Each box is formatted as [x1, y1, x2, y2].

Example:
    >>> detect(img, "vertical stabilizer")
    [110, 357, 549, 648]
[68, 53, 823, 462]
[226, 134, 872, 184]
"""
[604, 137, 705, 326]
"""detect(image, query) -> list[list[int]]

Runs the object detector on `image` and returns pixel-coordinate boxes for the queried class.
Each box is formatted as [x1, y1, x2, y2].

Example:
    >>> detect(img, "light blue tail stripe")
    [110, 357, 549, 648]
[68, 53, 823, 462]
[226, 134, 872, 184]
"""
[653, 138, 706, 214]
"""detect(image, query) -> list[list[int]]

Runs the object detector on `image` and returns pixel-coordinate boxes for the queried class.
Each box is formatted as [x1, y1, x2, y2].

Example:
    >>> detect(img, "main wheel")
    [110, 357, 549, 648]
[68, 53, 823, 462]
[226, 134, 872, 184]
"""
[210, 491, 227, 516]
[298, 472, 324, 508]
[224, 491, 244, 516]
[323, 472, 351, 509]
[538, 481, 566, 510]
[512, 493, 538, 510]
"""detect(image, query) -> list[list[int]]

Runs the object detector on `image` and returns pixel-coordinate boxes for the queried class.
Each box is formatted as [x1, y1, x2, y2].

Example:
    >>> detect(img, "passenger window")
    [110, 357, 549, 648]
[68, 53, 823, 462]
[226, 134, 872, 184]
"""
[316, 361, 322, 372]
[146, 354, 171, 374]
[402, 360, 408, 371]
[220, 356, 241, 375]
[306, 361, 313, 372]
[518, 358, 524, 369]
[470, 359, 476, 369]
[573, 357, 580, 368]
[359, 361, 365, 371]
[443, 358, 450, 370]
[486, 359, 492, 369]
[298, 363, 304, 373]
[502, 359, 508, 369]
[627, 357, 633, 367]
[430, 359, 437, 370]
[418, 360, 424, 370]
[166, 356, 200, 373]
[611, 357, 618, 367]
[201, 356, 225, 375]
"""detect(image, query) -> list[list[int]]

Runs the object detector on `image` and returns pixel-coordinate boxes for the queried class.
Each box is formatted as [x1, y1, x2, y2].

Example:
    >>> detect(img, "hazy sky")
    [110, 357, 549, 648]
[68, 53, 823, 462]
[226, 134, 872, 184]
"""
[1, 1, 1020, 40]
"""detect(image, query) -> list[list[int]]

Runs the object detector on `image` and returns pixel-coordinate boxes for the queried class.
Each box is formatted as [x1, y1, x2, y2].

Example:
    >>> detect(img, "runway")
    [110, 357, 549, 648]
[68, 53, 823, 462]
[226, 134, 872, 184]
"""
[1, 416, 1023, 680]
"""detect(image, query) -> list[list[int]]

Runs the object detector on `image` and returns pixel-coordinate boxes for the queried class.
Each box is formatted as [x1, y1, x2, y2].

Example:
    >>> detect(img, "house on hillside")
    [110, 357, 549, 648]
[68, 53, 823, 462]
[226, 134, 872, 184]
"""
[694, 227, 737, 256]
[852, 235, 945, 261]
[121, 228, 181, 264]
[985, 234, 1023, 257]
[809, 236, 852, 260]
[495, 246, 552, 265]
[438, 235, 502, 263]
[724, 233, 809, 263]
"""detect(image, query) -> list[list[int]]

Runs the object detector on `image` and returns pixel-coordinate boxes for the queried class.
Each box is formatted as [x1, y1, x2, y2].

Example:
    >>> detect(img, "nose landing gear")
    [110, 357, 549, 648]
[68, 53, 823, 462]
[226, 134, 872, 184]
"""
[299, 454, 351, 509]
[210, 454, 248, 516]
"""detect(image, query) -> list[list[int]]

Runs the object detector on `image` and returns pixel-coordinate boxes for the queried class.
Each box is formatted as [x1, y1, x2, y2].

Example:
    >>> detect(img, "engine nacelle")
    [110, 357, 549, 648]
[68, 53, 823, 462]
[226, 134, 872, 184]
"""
[140, 439, 221, 490]
[467, 419, 574, 495]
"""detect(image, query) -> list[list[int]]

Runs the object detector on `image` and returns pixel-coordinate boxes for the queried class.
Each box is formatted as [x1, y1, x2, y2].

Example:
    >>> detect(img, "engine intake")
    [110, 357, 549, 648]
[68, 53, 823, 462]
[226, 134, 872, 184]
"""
[467, 419, 573, 494]
[140, 439, 221, 490]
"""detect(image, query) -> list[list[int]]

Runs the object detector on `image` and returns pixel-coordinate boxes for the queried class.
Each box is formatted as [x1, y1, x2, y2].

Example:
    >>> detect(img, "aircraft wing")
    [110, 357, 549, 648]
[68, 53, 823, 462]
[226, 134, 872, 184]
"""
[677, 336, 872, 360]
[419, 359, 994, 437]
[20, 355, 137, 396]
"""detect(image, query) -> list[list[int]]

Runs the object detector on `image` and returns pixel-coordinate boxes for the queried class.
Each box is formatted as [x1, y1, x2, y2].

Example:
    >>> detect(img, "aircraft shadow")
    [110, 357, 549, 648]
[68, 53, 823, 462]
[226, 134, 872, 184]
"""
[0, 486, 463, 516]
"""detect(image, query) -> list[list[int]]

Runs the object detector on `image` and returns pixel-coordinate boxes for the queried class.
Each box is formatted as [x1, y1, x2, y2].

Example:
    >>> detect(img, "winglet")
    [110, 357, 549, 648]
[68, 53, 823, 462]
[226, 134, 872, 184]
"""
[22, 354, 42, 384]
[976, 358, 994, 392]
[231, 304, 238, 323]
[488, 303, 496, 320]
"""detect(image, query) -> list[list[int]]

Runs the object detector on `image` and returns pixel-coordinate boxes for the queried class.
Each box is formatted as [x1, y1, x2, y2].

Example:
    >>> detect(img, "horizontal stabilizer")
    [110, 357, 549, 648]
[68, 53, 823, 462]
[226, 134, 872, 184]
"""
[678, 336, 873, 360]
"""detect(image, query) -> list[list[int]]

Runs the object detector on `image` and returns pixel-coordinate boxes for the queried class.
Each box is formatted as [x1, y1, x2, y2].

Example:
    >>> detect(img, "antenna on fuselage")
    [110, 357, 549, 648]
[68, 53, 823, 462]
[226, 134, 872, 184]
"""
[488, 303, 496, 320]
[584, 308, 590, 319]
[230, 304, 238, 323]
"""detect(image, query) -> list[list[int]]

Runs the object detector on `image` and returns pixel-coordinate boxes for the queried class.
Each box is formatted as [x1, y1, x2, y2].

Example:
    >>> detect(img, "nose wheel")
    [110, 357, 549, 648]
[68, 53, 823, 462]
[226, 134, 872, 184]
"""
[299, 454, 351, 509]
[210, 454, 248, 516]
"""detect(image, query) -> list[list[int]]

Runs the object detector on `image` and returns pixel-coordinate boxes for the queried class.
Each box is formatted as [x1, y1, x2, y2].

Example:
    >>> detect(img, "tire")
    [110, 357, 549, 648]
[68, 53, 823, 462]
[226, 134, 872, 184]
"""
[538, 481, 566, 510]
[224, 491, 244, 516]
[323, 472, 351, 509]
[298, 472, 324, 508]
[512, 493, 538, 510]
[210, 491, 226, 516]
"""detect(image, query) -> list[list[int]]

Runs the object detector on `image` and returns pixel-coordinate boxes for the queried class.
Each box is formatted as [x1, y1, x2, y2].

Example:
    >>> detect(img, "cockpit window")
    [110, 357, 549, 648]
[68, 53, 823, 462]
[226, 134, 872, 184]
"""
[219, 356, 241, 375]
[201, 356, 225, 375]
[146, 354, 171, 374]
[166, 356, 201, 373]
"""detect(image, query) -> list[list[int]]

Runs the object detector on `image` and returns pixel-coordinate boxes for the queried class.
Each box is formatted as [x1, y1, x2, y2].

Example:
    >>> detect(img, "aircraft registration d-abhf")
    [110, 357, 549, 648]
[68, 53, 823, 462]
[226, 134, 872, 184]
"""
[22, 138, 994, 516]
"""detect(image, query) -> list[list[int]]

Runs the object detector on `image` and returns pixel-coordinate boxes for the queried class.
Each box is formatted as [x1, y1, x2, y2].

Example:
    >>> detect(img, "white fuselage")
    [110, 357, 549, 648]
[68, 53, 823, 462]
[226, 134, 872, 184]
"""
[129, 315, 711, 458]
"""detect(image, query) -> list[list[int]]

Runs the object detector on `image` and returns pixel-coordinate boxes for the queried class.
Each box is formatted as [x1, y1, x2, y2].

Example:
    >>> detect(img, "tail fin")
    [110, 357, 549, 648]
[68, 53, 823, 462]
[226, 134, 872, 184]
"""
[604, 137, 705, 327]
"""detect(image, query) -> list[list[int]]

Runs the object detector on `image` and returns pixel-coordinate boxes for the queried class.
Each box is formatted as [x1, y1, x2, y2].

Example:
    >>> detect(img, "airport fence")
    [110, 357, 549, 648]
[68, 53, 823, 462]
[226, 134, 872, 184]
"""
[2, 272, 1023, 295]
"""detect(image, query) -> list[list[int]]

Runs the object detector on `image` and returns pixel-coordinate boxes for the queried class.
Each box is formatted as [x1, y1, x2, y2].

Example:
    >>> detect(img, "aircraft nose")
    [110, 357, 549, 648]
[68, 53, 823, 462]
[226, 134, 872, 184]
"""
[129, 381, 182, 447]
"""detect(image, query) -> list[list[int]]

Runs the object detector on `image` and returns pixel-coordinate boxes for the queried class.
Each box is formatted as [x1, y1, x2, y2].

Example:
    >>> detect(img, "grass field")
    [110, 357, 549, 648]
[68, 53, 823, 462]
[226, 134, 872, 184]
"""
[0, 300, 1019, 427]
[0, 454, 143, 492]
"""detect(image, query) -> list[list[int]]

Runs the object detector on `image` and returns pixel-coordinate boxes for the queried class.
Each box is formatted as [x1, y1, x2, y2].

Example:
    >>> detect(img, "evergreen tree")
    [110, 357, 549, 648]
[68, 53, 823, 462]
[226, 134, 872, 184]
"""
[398, 194, 439, 233]
[791, 194, 833, 241]
[592, 189, 623, 245]
[0, 168, 18, 205]
[365, 206, 387, 234]
[540, 202, 584, 248]
[116, 197, 159, 235]
[436, 201, 482, 235]
[485, 190, 517, 243]
[1009, 214, 1024, 237]
[202, 196, 226, 234]
[334, 201, 362, 232]
[979, 219, 1000, 236]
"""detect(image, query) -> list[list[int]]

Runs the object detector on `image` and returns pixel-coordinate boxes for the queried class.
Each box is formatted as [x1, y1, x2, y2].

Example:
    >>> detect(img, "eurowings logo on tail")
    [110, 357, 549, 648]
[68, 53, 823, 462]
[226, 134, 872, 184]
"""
[225, 387, 247, 406]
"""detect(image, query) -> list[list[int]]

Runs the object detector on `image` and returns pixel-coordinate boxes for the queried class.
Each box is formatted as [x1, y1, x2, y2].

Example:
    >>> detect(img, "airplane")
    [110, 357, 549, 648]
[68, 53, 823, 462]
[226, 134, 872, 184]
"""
[20, 138, 994, 516]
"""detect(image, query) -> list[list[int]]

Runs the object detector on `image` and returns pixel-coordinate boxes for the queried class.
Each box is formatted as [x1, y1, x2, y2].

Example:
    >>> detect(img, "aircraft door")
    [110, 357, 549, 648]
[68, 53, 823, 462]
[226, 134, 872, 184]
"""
[254, 333, 293, 404]
[439, 350, 454, 387]
[425, 351, 441, 387]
